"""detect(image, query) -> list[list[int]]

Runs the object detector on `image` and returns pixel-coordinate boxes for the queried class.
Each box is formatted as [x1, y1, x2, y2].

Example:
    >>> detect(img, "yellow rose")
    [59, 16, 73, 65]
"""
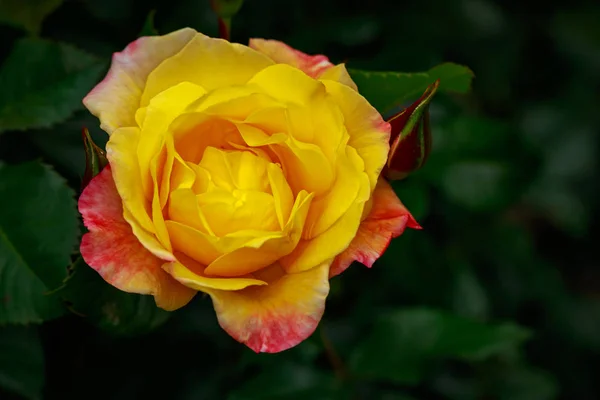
[79, 28, 419, 352]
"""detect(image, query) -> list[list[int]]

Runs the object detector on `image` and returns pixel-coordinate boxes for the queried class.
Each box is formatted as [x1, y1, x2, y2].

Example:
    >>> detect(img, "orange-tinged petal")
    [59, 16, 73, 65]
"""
[204, 262, 330, 353]
[79, 165, 196, 310]
[249, 38, 333, 78]
[330, 178, 421, 278]
[83, 28, 197, 134]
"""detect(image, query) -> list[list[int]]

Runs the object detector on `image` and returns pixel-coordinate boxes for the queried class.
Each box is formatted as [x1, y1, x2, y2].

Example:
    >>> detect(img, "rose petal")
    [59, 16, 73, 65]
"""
[322, 80, 391, 193]
[83, 28, 197, 134]
[141, 33, 273, 106]
[329, 178, 421, 278]
[249, 38, 333, 78]
[280, 200, 364, 273]
[204, 262, 330, 353]
[79, 165, 196, 310]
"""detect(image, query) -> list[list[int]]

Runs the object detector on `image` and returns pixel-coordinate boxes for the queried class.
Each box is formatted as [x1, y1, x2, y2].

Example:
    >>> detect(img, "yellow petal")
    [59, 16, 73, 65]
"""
[168, 188, 212, 233]
[137, 81, 207, 198]
[106, 127, 173, 261]
[83, 28, 197, 134]
[280, 200, 364, 273]
[203, 190, 312, 277]
[248, 63, 326, 106]
[267, 163, 294, 229]
[164, 255, 266, 291]
[141, 33, 274, 106]
[318, 63, 358, 91]
[272, 134, 334, 196]
[150, 150, 172, 252]
[249, 38, 333, 78]
[303, 146, 370, 239]
[204, 262, 330, 353]
[322, 80, 391, 192]
[171, 114, 241, 164]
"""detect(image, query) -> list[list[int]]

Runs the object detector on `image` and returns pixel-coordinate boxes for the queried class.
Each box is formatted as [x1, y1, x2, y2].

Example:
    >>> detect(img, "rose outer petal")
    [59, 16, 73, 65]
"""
[83, 28, 197, 134]
[329, 178, 421, 278]
[249, 38, 357, 90]
[203, 262, 330, 353]
[249, 38, 333, 78]
[79, 165, 196, 310]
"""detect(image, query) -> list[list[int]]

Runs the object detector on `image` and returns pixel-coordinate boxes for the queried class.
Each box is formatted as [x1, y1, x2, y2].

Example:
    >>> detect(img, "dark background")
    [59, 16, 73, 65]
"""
[0, 0, 599, 399]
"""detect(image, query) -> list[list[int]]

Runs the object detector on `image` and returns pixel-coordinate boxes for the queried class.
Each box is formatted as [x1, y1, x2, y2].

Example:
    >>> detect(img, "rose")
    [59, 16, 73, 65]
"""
[79, 28, 419, 352]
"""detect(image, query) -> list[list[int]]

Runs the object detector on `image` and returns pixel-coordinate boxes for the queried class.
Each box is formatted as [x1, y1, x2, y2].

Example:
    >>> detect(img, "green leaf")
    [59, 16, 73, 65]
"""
[0, 326, 44, 400]
[441, 161, 515, 212]
[228, 362, 339, 400]
[349, 63, 474, 114]
[350, 308, 531, 385]
[491, 366, 559, 400]
[391, 180, 430, 220]
[0, 38, 105, 133]
[56, 258, 170, 336]
[0, 162, 78, 324]
[0, 0, 63, 34]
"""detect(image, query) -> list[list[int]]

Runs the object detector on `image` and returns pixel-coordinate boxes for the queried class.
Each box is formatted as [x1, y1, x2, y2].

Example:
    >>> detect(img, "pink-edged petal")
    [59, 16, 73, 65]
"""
[79, 165, 196, 310]
[83, 28, 197, 134]
[329, 178, 421, 278]
[203, 262, 330, 353]
[249, 38, 333, 78]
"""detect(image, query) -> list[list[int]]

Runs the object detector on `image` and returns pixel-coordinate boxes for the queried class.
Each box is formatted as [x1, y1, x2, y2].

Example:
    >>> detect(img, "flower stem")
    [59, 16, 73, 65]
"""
[320, 326, 348, 381]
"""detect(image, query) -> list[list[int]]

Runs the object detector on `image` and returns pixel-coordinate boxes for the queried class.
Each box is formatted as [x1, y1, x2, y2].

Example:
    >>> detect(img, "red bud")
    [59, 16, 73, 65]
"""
[386, 80, 439, 180]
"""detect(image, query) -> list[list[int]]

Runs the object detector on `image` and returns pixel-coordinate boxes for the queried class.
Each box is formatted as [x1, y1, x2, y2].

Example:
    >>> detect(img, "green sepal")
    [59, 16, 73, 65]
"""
[386, 80, 439, 180]
[81, 127, 108, 190]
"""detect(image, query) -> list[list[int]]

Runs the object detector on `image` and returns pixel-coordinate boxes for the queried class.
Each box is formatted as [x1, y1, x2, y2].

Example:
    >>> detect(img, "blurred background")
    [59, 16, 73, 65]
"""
[0, 0, 599, 399]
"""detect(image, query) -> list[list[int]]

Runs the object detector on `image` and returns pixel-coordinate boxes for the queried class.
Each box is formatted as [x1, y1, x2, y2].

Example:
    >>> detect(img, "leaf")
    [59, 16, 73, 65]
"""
[451, 267, 489, 320]
[441, 160, 516, 212]
[0, 38, 105, 134]
[491, 366, 559, 400]
[350, 308, 531, 385]
[349, 63, 474, 114]
[0, 326, 44, 400]
[0, 162, 78, 324]
[0, 0, 63, 34]
[56, 258, 170, 336]
[228, 362, 339, 400]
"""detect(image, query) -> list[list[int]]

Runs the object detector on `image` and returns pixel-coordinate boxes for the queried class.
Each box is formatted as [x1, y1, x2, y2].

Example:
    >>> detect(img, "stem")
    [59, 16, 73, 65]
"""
[217, 17, 231, 41]
[320, 326, 348, 381]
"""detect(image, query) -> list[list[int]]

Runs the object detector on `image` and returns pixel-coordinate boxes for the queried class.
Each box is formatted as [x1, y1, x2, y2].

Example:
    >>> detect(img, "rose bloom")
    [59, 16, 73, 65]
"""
[79, 28, 419, 352]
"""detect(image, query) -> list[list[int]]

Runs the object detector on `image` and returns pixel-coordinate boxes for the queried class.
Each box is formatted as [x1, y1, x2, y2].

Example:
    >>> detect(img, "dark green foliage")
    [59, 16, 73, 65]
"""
[55, 258, 171, 336]
[0, 0, 598, 399]
[0, 162, 77, 325]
